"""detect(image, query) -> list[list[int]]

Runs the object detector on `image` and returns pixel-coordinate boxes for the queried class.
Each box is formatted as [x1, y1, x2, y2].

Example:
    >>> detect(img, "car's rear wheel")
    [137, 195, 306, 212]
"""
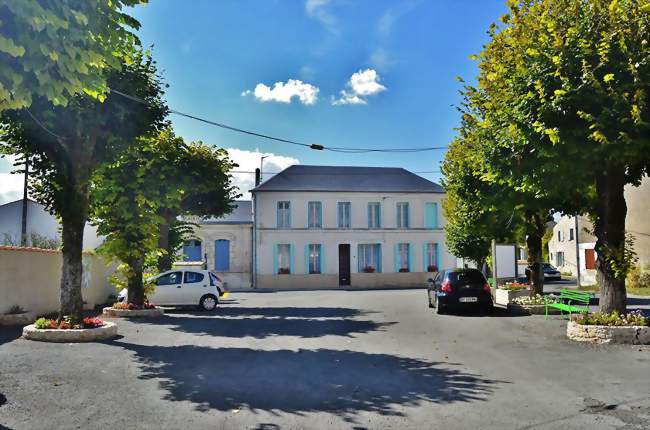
[199, 294, 218, 311]
[436, 303, 446, 315]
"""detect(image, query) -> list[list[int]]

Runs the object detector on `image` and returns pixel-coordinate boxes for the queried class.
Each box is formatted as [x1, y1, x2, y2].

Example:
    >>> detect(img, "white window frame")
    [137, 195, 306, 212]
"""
[398, 243, 410, 272]
[396, 202, 410, 228]
[338, 202, 351, 229]
[307, 201, 322, 229]
[358, 244, 381, 273]
[368, 202, 381, 229]
[277, 201, 291, 229]
[308, 244, 321, 274]
[278, 244, 291, 273]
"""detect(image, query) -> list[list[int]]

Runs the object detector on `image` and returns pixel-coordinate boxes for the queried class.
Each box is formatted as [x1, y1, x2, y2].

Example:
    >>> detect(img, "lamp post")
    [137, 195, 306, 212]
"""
[260, 155, 269, 182]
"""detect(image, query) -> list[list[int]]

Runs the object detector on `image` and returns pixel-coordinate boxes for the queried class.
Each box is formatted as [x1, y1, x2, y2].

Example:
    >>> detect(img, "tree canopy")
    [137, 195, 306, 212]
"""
[0, 0, 147, 111]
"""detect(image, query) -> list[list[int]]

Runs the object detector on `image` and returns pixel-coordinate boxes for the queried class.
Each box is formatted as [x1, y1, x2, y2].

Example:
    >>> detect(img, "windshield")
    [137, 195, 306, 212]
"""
[447, 270, 486, 284]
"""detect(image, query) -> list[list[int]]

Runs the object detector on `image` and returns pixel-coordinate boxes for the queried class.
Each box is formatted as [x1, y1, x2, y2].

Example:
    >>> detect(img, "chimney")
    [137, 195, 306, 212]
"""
[255, 168, 261, 186]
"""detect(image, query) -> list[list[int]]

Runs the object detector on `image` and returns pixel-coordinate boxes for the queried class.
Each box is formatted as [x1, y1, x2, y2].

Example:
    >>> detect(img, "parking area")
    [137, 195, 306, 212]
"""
[1, 289, 649, 430]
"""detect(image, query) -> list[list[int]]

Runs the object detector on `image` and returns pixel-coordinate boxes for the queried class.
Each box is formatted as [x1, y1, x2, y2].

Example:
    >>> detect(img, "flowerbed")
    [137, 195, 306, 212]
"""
[572, 310, 649, 327]
[508, 294, 560, 315]
[112, 301, 156, 311]
[567, 311, 650, 345]
[34, 316, 105, 330]
[498, 282, 529, 291]
[512, 294, 548, 306]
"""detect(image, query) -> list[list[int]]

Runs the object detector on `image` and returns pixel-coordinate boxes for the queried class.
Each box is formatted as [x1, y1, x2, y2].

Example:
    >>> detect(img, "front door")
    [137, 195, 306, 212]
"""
[338, 244, 351, 286]
[215, 239, 230, 272]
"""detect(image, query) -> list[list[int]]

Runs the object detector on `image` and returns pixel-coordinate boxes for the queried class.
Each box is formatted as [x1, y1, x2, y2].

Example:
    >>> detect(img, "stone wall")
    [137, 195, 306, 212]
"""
[566, 321, 650, 345]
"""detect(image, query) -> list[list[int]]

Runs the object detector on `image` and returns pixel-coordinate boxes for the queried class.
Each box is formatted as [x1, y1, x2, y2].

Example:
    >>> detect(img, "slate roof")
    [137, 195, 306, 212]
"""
[201, 200, 252, 224]
[251, 165, 444, 193]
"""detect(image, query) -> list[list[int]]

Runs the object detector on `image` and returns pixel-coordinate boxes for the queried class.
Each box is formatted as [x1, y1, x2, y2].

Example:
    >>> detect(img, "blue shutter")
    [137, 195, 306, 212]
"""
[394, 244, 400, 272]
[288, 203, 292, 228]
[435, 243, 441, 270]
[320, 244, 325, 274]
[215, 240, 230, 271]
[289, 244, 295, 274]
[433, 202, 438, 228]
[305, 244, 310, 274]
[273, 244, 279, 274]
[425, 203, 435, 229]
[408, 244, 413, 272]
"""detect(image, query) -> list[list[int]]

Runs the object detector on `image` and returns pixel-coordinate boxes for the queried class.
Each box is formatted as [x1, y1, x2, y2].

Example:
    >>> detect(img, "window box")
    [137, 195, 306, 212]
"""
[399, 268, 409, 273]
[362, 266, 376, 273]
[278, 268, 291, 275]
[427, 264, 438, 273]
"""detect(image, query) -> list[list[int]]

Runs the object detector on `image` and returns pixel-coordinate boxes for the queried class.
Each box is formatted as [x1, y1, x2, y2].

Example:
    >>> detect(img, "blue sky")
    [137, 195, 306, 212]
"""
[0, 0, 508, 203]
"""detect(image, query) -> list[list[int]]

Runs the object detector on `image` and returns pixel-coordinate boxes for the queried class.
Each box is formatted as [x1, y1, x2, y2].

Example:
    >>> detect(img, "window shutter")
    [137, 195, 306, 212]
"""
[423, 243, 428, 271]
[273, 244, 279, 274]
[434, 243, 441, 270]
[407, 244, 413, 272]
[289, 244, 294, 274]
[394, 244, 400, 272]
[304, 244, 310, 274]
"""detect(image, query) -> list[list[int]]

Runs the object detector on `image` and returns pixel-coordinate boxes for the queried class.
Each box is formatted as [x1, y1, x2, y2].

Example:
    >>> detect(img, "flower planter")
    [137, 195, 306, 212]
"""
[495, 288, 530, 306]
[507, 303, 560, 315]
[23, 322, 117, 342]
[102, 306, 164, 318]
[0, 312, 35, 326]
[566, 321, 650, 345]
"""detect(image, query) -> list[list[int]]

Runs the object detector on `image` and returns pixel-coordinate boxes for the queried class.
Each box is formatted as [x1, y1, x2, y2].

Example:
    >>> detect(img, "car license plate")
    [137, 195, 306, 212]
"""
[459, 297, 478, 303]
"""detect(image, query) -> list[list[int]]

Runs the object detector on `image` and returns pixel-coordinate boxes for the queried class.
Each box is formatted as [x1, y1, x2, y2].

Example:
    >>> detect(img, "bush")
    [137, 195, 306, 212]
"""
[34, 317, 50, 329]
[627, 264, 650, 289]
[572, 310, 649, 327]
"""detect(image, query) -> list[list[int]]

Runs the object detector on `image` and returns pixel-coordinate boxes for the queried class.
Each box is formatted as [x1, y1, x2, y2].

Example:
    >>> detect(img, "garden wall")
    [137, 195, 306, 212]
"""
[0, 246, 115, 315]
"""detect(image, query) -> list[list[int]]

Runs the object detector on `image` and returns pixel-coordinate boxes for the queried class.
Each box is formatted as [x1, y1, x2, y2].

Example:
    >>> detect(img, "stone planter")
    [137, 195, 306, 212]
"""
[102, 306, 164, 318]
[495, 288, 530, 306]
[23, 322, 117, 343]
[507, 303, 560, 315]
[0, 312, 35, 326]
[566, 321, 650, 345]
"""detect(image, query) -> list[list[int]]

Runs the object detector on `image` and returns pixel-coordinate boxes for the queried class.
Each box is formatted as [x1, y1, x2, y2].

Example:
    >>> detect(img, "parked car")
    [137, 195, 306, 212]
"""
[117, 269, 226, 311]
[427, 268, 493, 314]
[524, 263, 562, 282]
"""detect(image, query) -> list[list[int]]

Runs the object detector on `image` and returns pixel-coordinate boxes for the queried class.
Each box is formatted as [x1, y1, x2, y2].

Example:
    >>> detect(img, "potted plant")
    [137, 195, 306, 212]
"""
[278, 268, 291, 275]
[23, 315, 117, 342]
[567, 311, 650, 344]
[495, 281, 531, 306]
[399, 268, 409, 273]
[362, 266, 376, 273]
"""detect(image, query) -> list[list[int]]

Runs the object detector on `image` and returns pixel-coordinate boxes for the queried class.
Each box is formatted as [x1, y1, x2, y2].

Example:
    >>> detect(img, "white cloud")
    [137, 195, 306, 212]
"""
[332, 69, 387, 106]
[226, 148, 299, 197]
[0, 172, 25, 205]
[242, 79, 319, 105]
[305, 0, 338, 34]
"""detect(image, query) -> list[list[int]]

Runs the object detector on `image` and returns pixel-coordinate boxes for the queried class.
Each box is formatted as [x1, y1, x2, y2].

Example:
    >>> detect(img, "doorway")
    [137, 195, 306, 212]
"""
[338, 244, 351, 286]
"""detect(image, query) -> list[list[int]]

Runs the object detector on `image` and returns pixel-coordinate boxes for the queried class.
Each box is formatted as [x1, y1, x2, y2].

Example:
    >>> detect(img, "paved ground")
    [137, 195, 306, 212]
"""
[1, 289, 649, 430]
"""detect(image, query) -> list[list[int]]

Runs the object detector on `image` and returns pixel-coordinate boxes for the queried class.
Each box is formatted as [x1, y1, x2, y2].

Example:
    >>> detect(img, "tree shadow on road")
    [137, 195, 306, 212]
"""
[164, 306, 374, 319]
[113, 342, 504, 421]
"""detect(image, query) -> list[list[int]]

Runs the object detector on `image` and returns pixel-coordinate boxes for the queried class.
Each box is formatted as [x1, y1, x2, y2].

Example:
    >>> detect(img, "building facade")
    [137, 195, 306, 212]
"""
[251, 165, 453, 289]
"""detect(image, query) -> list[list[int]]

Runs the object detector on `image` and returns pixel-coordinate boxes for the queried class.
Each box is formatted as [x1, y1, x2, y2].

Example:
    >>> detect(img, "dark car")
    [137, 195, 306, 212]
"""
[427, 268, 493, 314]
[524, 263, 562, 282]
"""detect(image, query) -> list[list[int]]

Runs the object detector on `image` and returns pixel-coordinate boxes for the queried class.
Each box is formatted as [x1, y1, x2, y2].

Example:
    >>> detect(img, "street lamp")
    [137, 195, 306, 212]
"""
[260, 155, 269, 182]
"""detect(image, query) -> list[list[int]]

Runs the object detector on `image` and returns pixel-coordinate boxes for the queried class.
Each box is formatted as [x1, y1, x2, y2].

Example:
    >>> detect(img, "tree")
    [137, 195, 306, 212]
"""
[0, 51, 167, 321]
[471, 0, 650, 312]
[93, 127, 239, 306]
[154, 134, 240, 272]
[0, 0, 146, 111]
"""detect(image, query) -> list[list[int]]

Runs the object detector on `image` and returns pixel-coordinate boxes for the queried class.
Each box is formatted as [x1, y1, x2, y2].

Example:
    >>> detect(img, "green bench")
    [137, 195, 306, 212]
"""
[545, 289, 592, 320]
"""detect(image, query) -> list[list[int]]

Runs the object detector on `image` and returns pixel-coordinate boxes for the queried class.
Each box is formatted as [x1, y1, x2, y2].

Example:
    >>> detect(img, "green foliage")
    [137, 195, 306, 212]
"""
[541, 227, 553, 262]
[573, 310, 648, 327]
[108, 263, 157, 296]
[0, 0, 147, 111]
[627, 263, 650, 289]
[34, 317, 49, 329]
[1, 232, 60, 249]
[604, 233, 639, 281]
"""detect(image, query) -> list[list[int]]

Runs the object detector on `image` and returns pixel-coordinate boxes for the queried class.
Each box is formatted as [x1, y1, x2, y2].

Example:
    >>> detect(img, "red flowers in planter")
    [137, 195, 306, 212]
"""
[362, 266, 376, 273]
[113, 301, 156, 310]
[34, 316, 105, 330]
[82, 317, 105, 328]
[278, 268, 291, 275]
[427, 265, 438, 273]
[399, 268, 409, 273]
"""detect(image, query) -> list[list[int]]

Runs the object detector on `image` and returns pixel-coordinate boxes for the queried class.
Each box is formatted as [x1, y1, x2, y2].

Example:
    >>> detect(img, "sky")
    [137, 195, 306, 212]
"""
[0, 0, 508, 203]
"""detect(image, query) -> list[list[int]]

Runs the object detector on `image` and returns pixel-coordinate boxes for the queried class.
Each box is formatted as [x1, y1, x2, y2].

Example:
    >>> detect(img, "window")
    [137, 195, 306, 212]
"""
[396, 202, 409, 228]
[307, 244, 322, 274]
[156, 271, 182, 286]
[424, 202, 438, 229]
[556, 251, 565, 267]
[308, 201, 322, 228]
[557, 230, 562, 242]
[358, 244, 381, 273]
[182, 239, 202, 261]
[569, 228, 574, 241]
[277, 201, 291, 228]
[276, 244, 291, 274]
[368, 202, 381, 228]
[184, 271, 205, 283]
[425, 243, 439, 272]
[337, 202, 351, 228]
[396, 243, 410, 272]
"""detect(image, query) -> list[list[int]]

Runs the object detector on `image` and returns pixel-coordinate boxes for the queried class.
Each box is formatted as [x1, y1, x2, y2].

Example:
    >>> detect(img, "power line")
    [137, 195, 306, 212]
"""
[109, 88, 448, 154]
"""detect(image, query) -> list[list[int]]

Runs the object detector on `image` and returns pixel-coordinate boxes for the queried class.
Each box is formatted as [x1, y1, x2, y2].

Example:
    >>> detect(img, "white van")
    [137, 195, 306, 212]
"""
[117, 269, 226, 311]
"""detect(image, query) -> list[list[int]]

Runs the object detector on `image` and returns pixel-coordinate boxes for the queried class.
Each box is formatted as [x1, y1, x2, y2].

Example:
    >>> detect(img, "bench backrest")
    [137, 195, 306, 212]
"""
[558, 289, 592, 304]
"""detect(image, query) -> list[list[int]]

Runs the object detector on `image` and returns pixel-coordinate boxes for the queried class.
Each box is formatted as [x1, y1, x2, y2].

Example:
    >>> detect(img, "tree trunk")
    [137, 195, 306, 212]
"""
[156, 210, 176, 272]
[594, 169, 627, 314]
[526, 211, 546, 297]
[59, 212, 86, 322]
[126, 256, 146, 306]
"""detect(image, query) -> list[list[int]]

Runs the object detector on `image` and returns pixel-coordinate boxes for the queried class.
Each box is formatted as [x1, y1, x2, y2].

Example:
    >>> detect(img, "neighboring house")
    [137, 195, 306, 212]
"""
[548, 176, 650, 285]
[0, 198, 102, 250]
[250, 165, 452, 289]
[181, 201, 253, 289]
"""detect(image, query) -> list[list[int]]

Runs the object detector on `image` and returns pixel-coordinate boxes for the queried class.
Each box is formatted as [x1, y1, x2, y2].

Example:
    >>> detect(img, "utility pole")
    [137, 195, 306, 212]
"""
[574, 216, 581, 287]
[20, 157, 28, 246]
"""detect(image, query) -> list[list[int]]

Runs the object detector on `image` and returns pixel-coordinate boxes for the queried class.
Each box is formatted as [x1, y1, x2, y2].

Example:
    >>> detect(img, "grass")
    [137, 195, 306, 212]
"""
[577, 284, 650, 296]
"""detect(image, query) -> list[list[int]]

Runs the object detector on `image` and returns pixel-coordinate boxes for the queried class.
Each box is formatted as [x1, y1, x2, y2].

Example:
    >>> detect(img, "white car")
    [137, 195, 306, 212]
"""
[117, 269, 226, 311]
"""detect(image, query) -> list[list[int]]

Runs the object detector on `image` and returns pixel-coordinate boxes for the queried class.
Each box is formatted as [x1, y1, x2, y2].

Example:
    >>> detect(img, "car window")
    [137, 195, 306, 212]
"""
[184, 271, 205, 284]
[448, 270, 485, 284]
[156, 271, 182, 286]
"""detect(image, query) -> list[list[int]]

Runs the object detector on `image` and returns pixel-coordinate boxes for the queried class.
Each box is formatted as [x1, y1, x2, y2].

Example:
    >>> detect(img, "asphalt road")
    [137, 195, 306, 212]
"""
[1, 289, 649, 430]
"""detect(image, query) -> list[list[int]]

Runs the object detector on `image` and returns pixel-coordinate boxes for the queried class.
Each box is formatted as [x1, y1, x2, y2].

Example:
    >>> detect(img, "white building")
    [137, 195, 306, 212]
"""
[0, 198, 102, 249]
[250, 165, 452, 289]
